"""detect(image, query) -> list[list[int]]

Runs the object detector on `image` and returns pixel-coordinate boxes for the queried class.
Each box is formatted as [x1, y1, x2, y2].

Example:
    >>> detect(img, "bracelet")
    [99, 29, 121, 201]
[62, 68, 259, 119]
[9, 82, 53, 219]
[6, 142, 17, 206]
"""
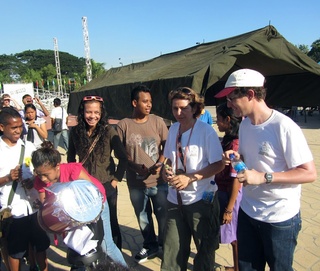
[224, 208, 233, 214]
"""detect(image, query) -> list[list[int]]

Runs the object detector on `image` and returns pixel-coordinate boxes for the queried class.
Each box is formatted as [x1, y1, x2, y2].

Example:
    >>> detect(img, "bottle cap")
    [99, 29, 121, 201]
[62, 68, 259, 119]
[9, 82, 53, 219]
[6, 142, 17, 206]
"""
[229, 153, 235, 159]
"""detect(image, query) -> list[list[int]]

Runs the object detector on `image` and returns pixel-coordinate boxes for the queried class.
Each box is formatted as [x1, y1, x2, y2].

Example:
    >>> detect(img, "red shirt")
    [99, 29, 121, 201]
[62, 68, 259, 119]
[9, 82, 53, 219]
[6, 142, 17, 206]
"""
[215, 139, 239, 193]
[34, 163, 106, 202]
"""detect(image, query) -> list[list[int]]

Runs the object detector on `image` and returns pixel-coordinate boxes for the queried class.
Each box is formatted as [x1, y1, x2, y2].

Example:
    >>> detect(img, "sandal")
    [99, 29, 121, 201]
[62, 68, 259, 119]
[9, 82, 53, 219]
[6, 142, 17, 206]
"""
[214, 265, 235, 271]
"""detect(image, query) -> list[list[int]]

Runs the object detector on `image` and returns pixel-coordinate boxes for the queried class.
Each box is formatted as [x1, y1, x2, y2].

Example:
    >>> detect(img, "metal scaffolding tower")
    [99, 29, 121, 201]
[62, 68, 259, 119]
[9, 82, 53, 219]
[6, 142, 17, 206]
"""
[53, 37, 63, 96]
[82, 16, 92, 82]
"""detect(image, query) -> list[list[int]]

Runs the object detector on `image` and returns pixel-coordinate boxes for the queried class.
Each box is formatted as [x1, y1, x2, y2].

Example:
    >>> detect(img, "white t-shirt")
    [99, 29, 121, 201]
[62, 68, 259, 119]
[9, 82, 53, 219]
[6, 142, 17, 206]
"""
[50, 106, 68, 130]
[0, 138, 37, 217]
[23, 117, 46, 149]
[239, 110, 313, 223]
[164, 119, 223, 205]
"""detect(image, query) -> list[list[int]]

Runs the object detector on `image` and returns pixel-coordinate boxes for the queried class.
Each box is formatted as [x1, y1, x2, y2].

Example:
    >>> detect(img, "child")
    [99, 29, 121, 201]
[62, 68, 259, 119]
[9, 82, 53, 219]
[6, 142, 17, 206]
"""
[215, 103, 242, 271]
[31, 141, 127, 267]
[24, 103, 48, 148]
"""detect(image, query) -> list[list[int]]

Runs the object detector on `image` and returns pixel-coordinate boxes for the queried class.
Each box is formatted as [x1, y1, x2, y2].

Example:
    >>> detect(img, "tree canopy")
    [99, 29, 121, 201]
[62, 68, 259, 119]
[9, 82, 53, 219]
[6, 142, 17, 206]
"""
[308, 39, 320, 63]
[297, 38, 320, 63]
[0, 49, 105, 91]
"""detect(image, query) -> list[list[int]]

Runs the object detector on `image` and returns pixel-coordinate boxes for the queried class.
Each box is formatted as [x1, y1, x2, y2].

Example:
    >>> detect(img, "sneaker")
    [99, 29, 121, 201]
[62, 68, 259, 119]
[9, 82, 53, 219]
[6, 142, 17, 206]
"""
[134, 247, 159, 263]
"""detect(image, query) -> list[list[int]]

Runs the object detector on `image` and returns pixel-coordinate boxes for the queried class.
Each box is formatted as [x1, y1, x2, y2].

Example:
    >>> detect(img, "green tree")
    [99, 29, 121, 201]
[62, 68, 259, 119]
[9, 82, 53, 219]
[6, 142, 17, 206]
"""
[0, 50, 106, 90]
[308, 39, 320, 63]
[21, 69, 42, 83]
[0, 54, 23, 82]
[91, 60, 106, 79]
[0, 69, 12, 84]
[41, 64, 56, 81]
[297, 44, 309, 54]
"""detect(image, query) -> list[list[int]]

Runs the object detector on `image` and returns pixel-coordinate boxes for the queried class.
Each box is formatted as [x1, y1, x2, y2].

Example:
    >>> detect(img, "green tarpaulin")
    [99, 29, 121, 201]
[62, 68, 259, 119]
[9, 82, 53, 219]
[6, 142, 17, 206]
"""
[68, 25, 320, 120]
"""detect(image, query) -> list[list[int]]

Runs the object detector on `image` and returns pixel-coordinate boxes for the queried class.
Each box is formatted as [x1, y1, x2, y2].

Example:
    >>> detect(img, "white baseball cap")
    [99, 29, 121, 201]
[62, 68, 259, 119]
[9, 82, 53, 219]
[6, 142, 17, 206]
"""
[215, 69, 265, 98]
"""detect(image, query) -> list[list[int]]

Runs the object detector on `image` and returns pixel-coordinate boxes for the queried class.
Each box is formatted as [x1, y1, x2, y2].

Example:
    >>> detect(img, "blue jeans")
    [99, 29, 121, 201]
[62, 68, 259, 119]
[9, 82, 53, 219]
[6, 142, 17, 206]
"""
[237, 208, 301, 271]
[100, 201, 127, 267]
[128, 183, 168, 249]
[53, 129, 69, 151]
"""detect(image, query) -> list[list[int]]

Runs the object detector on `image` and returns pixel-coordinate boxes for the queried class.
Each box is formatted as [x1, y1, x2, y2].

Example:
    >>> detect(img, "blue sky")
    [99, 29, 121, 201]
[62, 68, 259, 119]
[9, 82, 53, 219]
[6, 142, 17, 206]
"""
[1, 0, 319, 69]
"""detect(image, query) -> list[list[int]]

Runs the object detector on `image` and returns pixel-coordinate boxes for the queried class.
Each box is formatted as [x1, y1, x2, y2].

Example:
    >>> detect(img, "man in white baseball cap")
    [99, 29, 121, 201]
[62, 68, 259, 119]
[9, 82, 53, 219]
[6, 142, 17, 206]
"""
[215, 68, 317, 270]
[215, 69, 265, 99]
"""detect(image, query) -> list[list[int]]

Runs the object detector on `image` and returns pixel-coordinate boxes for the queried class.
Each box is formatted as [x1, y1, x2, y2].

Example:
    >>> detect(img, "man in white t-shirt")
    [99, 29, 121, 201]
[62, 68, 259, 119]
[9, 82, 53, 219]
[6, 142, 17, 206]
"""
[215, 69, 317, 271]
[50, 98, 68, 151]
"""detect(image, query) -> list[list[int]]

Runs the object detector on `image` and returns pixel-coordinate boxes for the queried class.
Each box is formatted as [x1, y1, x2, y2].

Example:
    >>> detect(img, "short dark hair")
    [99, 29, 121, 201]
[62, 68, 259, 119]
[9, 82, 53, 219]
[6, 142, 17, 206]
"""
[53, 98, 61, 106]
[0, 107, 22, 125]
[130, 85, 151, 102]
[232, 87, 267, 101]
[22, 94, 32, 100]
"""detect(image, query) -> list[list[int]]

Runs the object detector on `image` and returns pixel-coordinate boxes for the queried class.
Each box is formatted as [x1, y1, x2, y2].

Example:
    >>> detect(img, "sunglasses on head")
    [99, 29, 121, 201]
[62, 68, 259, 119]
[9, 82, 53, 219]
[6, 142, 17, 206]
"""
[169, 87, 196, 101]
[83, 96, 104, 102]
[170, 87, 193, 96]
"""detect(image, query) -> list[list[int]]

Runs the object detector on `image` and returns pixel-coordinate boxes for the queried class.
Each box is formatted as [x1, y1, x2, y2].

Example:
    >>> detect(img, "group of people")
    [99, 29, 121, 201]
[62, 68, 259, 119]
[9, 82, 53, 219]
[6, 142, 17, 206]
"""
[0, 68, 316, 271]
[0, 93, 69, 152]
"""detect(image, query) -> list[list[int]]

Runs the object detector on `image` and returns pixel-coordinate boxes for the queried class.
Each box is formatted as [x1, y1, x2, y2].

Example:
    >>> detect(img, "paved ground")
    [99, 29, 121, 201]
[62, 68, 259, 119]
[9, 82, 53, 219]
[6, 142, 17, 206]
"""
[3, 111, 320, 270]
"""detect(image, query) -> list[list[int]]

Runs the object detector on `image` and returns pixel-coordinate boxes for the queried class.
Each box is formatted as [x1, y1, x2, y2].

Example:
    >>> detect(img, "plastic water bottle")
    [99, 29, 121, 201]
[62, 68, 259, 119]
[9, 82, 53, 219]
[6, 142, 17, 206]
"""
[202, 180, 216, 204]
[229, 153, 248, 173]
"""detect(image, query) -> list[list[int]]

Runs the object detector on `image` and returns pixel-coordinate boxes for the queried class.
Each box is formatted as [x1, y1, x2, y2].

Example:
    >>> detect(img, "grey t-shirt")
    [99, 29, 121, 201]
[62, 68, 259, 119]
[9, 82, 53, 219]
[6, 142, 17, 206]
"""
[117, 114, 168, 188]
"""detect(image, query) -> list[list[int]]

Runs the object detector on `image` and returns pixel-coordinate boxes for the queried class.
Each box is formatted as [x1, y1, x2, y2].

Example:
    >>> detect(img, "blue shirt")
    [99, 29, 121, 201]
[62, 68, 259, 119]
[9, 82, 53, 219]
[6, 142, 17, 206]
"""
[199, 109, 213, 125]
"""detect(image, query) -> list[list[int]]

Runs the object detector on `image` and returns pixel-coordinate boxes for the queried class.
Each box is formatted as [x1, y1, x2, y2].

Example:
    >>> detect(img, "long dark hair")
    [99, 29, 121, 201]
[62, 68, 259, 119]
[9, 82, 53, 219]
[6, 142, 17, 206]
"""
[73, 99, 109, 162]
[24, 104, 38, 120]
[216, 103, 242, 148]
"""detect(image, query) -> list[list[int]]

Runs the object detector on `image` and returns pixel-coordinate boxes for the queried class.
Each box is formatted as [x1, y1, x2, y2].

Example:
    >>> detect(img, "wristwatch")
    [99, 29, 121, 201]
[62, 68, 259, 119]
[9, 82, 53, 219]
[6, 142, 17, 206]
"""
[264, 173, 273, 184]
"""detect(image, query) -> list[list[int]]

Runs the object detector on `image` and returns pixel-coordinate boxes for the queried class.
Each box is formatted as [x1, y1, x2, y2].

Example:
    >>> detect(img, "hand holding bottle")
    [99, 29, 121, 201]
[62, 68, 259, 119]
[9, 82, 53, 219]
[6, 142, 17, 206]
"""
[229, 153, 248, 173]
[225, 151, 266, 186]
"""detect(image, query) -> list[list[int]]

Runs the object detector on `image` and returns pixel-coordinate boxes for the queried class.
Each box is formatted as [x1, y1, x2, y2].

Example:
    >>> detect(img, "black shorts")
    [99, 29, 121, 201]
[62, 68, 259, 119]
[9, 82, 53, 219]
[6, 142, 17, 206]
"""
[7, 212, 50, 259]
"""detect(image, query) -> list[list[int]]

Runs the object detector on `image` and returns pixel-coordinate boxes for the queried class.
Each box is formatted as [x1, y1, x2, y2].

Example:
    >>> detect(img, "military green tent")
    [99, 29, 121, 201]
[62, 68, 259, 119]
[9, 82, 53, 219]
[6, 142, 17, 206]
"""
[68, 25, 320, 120]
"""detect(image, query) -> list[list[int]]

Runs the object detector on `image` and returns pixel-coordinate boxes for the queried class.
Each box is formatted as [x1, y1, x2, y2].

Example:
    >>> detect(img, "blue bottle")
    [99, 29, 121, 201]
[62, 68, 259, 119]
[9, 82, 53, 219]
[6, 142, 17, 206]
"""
[202, 180, 216, 204]
[229, 153, 248, 173]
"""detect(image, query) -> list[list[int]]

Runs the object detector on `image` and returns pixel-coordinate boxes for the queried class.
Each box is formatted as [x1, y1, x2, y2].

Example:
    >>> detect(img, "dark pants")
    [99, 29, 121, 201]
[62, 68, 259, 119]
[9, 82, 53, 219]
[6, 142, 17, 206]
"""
[161, 195, 220, 271]
[107, 188, 122, 250]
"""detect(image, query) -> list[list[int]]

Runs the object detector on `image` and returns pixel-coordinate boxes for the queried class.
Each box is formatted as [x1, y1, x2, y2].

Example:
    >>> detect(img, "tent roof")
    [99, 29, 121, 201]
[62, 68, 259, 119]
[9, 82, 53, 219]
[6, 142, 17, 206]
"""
[69, 25, 320, 120]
